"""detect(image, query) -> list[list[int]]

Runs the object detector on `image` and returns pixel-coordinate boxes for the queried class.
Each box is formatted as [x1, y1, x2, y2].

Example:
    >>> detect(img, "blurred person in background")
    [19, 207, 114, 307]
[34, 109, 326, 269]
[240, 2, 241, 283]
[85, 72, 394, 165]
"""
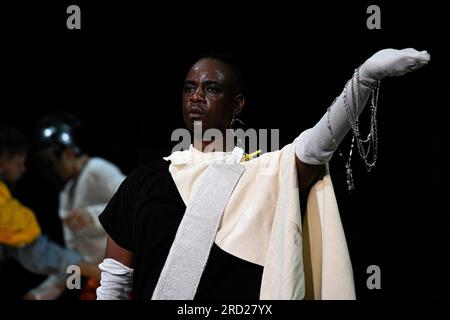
[25, 113, 125, 300]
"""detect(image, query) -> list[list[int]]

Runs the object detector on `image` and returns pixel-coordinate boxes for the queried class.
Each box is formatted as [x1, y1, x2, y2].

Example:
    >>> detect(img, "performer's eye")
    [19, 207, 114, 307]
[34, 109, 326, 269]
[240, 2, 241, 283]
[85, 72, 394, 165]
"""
[206, 85, 221, 93]
[183, 85, 195, 94]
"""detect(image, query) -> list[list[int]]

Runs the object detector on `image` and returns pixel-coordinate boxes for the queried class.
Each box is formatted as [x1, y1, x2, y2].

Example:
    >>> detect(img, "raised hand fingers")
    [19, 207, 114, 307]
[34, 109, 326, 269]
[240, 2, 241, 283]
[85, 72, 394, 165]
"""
[416, 50, 431, 64]
[407, 50, 430, 72]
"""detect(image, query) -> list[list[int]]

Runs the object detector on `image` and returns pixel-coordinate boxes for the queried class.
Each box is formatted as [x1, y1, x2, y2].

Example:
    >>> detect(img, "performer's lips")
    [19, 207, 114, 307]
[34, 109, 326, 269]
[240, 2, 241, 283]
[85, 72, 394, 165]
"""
[188, 106, 205, 118]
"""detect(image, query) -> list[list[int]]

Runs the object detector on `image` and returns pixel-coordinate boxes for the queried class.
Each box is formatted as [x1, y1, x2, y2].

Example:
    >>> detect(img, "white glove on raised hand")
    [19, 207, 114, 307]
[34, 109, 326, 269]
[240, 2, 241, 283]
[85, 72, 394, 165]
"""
[359, 48, 430, 82]
[296, 48, 430, 166]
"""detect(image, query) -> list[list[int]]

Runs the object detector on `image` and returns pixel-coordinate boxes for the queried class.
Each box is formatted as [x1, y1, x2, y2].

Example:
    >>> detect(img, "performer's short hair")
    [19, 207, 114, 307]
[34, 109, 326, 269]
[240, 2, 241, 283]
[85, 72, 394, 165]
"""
[196, 52, 246, 95]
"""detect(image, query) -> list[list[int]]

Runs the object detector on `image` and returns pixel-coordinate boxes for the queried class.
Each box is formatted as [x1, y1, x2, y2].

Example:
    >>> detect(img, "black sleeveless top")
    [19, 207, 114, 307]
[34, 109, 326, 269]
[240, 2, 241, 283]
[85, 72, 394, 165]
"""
[99, 160, 263, 300]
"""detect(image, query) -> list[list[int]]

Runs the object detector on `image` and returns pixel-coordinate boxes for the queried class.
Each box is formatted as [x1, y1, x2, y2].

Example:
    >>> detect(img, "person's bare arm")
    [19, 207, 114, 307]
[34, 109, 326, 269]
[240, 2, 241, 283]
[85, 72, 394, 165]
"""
[296, 157, 324, 194]
[104, 236, 134, 267]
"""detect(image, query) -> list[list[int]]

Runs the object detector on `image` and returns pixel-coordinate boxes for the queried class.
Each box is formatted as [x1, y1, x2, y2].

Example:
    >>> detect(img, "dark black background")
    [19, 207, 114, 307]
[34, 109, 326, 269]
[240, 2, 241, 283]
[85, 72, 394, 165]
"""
[1, 1, 447, 300]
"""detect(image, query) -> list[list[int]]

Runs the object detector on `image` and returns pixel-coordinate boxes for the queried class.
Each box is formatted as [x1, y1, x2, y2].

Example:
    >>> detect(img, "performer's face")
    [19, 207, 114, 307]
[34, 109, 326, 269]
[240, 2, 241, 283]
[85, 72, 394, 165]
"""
[182, 58, 243, 132]
[0, 152, 27, 185]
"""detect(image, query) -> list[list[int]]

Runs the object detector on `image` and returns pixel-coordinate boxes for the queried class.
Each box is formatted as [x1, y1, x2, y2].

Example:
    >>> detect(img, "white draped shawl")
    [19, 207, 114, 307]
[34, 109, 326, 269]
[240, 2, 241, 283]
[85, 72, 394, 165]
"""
[163, 139, 355, 300]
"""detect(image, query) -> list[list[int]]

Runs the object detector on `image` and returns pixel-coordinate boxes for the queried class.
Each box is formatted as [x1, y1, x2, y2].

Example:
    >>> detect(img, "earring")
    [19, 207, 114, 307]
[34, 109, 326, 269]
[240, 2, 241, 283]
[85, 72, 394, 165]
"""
[230, 113, 245, 150]
[230, 113, 244, 129]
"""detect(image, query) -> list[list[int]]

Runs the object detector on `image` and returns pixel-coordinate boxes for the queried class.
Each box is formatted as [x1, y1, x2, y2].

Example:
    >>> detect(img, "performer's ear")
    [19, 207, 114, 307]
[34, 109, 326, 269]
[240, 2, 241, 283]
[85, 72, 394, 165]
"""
[233, 94, 245, 115]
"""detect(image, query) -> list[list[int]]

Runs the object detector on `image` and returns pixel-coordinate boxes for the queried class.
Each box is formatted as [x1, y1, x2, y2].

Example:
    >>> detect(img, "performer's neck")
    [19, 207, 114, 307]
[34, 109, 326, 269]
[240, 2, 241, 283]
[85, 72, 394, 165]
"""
[193, 136, 235, 153]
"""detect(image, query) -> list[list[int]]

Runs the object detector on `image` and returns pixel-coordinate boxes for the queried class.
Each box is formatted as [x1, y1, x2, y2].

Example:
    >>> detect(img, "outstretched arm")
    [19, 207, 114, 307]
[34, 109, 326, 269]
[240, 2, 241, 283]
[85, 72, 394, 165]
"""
[295, 48, 430, 192]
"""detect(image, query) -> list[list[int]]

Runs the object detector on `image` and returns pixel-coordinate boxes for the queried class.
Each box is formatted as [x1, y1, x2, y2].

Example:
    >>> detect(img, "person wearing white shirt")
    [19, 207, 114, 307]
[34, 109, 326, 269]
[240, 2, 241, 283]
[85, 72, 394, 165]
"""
[25, 113, 126, 300]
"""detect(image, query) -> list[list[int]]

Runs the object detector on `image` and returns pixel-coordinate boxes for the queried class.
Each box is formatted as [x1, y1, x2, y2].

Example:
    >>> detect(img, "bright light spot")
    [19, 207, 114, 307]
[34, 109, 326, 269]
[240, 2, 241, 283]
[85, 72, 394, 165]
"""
[43, 127, 54, 137]
[61, 132, 70, 143]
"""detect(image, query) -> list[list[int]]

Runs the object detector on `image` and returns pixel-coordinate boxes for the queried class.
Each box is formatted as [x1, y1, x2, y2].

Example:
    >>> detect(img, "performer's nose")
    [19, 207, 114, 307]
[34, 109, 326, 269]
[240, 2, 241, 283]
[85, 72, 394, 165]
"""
[191, 87, 206, 103]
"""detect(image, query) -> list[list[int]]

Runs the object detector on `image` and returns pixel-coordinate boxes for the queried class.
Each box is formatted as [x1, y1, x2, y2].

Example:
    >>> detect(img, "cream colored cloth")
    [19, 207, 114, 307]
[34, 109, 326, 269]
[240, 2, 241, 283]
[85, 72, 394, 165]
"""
[163, 139, 355, 300]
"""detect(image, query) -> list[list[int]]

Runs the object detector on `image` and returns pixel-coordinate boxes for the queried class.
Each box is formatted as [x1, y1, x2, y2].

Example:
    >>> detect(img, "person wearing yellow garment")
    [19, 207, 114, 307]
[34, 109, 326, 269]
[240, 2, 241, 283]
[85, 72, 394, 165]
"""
[0, 124, 100, 293]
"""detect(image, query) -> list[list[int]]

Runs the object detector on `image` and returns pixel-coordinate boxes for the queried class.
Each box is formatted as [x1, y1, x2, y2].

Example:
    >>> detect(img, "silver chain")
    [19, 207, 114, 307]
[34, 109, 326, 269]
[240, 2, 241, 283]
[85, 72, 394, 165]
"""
[327, 69, 380, 192]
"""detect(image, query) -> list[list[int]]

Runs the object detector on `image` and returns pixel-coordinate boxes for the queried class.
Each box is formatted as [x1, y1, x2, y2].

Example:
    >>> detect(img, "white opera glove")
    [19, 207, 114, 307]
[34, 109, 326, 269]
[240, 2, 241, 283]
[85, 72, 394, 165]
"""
[296, 48, 431, 165]
[96, 258, 133, 300]
[359, 48, 430, 82]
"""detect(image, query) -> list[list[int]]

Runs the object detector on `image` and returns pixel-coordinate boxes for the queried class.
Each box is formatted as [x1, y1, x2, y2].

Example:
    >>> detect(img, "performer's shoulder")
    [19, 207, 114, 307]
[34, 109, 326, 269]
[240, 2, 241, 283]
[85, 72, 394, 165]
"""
[125, 159, 170, 186]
